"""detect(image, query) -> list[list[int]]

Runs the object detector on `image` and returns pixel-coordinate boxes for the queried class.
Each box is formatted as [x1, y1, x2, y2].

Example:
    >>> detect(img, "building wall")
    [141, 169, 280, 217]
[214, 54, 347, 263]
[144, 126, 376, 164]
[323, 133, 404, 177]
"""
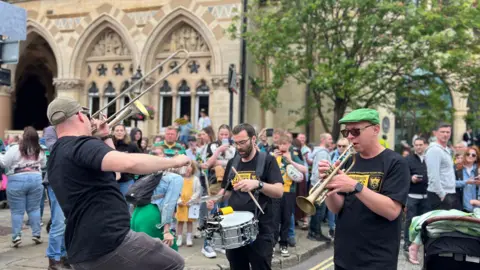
[2, 0, 242, 139]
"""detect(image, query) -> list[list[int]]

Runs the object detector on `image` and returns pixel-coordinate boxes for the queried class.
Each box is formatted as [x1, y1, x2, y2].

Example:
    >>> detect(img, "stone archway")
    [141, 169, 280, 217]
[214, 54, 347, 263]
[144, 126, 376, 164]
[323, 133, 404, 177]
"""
[13, 32, 57, 130]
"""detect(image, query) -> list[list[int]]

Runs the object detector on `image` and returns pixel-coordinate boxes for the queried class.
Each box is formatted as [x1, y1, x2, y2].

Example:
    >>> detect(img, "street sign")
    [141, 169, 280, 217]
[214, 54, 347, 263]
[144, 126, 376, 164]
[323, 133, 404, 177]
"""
[0, 40, 20, 64]
[0, 68, 12, 86]
[0, 2, 27, 41]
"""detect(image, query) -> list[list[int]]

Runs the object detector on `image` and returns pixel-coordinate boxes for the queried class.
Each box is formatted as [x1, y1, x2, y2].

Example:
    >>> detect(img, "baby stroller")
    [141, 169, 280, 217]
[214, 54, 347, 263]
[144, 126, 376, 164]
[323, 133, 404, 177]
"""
[420, 215, 480, 270]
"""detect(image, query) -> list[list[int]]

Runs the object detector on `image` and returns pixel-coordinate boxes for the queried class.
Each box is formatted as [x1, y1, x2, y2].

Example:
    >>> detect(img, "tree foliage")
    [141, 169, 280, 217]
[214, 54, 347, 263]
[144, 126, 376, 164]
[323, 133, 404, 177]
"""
[229, 0, 480, 140]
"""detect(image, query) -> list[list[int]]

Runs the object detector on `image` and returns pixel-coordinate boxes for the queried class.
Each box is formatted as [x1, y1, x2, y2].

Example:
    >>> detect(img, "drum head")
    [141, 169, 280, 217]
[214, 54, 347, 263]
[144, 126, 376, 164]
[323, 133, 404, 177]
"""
[220, 211, 254, 227]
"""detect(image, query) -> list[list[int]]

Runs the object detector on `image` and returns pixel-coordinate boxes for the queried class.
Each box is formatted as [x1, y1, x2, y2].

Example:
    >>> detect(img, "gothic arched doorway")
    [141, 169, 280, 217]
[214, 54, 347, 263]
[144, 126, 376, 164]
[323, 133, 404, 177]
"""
[13, 32, 57, 130]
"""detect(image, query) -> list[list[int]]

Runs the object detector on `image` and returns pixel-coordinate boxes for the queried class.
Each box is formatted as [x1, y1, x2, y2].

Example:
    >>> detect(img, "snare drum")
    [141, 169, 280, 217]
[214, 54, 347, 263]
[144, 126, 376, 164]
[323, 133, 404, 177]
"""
[206, 211, 259, 250]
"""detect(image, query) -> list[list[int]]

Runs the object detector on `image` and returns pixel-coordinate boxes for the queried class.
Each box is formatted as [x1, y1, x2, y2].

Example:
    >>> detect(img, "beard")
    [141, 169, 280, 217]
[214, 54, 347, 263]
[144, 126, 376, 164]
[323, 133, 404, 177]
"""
[239, 142, 254, 158]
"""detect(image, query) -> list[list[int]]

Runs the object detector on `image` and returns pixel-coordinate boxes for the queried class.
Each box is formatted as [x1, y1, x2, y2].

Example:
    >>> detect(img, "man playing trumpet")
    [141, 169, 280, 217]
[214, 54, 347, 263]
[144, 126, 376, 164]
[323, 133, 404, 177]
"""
[318, 108, 410, 270]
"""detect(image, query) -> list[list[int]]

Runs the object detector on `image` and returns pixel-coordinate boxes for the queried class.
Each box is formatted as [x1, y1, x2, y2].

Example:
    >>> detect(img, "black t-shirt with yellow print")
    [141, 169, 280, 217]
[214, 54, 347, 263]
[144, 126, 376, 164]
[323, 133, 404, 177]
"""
[222, 152, 283, 237]
[334, 149, 409, 270]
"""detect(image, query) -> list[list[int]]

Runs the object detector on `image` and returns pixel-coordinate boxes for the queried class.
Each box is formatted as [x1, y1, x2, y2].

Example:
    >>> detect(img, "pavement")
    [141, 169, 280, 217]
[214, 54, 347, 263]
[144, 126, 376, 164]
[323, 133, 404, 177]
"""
[0, 204, 331, 270]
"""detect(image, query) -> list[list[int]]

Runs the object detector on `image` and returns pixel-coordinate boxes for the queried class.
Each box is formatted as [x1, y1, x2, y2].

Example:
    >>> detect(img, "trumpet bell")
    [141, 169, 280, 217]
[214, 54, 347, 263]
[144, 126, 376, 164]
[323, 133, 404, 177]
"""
[296, 196, 316, 216]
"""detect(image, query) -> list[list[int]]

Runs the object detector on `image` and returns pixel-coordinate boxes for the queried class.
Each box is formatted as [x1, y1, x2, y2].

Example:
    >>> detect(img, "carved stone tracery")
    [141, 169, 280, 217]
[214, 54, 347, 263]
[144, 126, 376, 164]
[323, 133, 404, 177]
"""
[90, 29, 131, 57]
[162, 24, 209, 53]
[53, 78, 85, 91]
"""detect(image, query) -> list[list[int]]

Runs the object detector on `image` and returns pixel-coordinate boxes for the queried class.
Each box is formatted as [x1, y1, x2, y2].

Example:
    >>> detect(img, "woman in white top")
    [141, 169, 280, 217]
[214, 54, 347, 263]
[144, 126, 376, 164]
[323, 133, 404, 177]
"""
[0, 126, 46, 247]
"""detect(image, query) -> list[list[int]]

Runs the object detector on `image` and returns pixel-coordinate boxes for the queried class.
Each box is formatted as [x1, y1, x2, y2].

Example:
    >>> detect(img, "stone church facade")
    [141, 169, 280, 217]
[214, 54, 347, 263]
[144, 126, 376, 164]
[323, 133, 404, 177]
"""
[0, 0, 243, 139]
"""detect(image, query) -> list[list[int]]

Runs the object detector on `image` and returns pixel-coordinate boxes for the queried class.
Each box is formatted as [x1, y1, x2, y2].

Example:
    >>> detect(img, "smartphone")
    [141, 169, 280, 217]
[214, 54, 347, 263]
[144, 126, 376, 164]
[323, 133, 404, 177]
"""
[474, 175, 480, 180]
[266, 128, 274, 137]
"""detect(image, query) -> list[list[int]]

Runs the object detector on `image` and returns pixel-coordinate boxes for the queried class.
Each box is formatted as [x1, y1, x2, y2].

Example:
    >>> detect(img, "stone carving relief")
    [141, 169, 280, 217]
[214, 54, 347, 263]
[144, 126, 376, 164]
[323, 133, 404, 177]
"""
[162, 25, 209, 53]
[53, 78, 85, 91]
[90, 29, 131, 57]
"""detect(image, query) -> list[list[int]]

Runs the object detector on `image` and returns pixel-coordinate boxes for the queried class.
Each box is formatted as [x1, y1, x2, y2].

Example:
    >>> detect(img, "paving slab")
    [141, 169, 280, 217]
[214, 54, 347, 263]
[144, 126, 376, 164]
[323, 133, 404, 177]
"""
[0, 207, 329, 270]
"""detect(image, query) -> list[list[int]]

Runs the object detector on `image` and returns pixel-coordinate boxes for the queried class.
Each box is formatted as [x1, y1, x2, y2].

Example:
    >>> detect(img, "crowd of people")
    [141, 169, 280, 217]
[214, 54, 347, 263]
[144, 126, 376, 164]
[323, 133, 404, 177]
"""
[0, 98, 479, 270]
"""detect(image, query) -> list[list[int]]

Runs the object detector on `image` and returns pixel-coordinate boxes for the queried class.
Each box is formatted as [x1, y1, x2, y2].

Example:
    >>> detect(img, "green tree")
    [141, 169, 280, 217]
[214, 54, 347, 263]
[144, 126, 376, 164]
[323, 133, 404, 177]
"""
[229, 0, 480, 140]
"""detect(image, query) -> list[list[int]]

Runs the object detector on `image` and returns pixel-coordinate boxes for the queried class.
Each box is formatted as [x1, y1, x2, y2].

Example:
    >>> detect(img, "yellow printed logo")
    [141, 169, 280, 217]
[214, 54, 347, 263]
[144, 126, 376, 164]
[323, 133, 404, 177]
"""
[369, 176, 382, 192]
[348, 174, 369, 187]
[231, 171, 257, 186]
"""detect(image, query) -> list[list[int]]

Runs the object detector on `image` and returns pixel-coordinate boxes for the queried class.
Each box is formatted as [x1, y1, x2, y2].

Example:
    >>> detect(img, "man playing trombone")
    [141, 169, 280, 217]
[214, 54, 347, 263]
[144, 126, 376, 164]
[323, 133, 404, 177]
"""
[318, 109, 409, 270]
[46, 97, 189, 270]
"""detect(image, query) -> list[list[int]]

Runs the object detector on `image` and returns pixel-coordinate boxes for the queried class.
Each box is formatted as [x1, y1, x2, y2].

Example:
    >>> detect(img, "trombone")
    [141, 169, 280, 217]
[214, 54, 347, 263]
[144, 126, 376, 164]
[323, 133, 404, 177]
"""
[91, 49, 190, 132]
[296, 143, 356, 216]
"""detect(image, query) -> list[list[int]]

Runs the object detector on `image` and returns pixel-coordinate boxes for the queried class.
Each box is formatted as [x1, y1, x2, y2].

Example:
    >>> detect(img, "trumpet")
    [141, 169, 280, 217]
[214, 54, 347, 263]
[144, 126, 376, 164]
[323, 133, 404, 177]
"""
[91, 49, 190, 133]
[296, 143, 356, 216]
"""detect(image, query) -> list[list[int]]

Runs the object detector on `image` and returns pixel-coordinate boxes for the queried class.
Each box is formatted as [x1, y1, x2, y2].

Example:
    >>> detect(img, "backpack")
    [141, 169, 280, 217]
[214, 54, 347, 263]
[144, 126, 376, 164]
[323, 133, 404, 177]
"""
[225, 151, 268, 188]
[125, 172, 164, 206]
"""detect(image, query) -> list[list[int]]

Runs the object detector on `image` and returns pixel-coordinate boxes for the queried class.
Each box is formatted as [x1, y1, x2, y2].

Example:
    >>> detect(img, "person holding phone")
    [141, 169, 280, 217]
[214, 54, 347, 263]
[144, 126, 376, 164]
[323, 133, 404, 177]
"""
[404, 137, 429, 252]
[454, 147, 480, 213]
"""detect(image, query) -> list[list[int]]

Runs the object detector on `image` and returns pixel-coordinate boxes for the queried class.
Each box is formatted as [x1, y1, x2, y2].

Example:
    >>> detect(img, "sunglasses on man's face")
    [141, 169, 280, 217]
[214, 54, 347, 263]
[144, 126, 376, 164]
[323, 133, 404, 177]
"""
[340, 124, 375, 138]
[337, 144, 348, 148]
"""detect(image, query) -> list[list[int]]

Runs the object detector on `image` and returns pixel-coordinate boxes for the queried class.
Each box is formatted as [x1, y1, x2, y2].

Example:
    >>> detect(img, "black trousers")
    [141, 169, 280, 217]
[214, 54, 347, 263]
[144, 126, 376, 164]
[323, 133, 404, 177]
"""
[427, 192, 457, 211]
[226, 235, 273, 270]
[274, 192, 295, 246]
[404, 197, 429, 246]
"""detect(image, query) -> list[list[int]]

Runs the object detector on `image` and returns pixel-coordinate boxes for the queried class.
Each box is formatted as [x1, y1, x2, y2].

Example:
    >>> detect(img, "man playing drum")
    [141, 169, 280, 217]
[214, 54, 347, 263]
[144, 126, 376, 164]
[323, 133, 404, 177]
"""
[207, 123, 283, 270]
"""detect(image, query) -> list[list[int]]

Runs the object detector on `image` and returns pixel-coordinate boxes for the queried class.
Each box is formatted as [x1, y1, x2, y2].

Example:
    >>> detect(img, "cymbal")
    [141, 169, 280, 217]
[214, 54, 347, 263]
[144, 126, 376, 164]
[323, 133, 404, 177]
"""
[188, 194, 223, 205]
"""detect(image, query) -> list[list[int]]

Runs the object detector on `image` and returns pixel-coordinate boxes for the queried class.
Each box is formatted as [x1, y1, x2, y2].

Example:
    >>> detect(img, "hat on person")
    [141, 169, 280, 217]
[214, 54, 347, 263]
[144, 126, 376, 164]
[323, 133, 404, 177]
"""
[47, 97, 84, 125]
[338, 108, 380, 125]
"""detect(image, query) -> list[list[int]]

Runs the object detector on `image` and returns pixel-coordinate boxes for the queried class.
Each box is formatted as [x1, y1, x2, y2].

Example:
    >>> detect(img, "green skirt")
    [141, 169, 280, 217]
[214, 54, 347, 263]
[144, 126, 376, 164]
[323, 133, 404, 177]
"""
[130, 204, 178, 251]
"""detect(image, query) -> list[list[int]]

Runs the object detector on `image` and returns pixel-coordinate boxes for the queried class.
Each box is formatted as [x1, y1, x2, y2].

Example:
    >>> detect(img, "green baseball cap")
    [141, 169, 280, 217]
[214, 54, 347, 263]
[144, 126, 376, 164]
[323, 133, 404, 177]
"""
[338, 108, 380, 125]
[47, 97, 85, 125]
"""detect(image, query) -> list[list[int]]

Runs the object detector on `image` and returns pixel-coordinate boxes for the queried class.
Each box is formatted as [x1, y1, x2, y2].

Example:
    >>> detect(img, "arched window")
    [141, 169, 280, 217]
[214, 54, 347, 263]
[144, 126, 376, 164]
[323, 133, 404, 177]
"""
[177, 80, 191, 119]
[120, 80, 131, 108]
[195, 79, 210, 123]
[159, 81, 173, 128]
[103, 81, 116, 117]
[88, 82, 100, 115]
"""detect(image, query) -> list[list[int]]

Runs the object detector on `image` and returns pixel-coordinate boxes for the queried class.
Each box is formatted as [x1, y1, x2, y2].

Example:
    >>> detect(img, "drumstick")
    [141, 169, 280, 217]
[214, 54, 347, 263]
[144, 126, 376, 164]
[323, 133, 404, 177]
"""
[231, 167, 265, 215]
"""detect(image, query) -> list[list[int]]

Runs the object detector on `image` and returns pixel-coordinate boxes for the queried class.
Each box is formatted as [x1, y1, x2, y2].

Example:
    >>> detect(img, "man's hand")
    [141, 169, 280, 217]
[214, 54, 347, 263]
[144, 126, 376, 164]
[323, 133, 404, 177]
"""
[163, 232, 174, 246]
[91, 114, 109, 137]
[234, 179, 260, 193]
[318, 159, 340, 179]
[173, 155, 191, 168]
[206, 200, 215, 210]
[273, 149, 282, 158]
[411, 175, 418, 183]
[283, 152, 292, 164]
[325, 170, 357, 196]
[470, 199, 480, 207]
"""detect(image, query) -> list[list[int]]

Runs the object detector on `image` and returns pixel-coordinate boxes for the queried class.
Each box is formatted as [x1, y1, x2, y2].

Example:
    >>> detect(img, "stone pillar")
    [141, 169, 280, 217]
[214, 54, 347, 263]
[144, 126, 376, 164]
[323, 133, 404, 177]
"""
[0, 85, 13, 139]
[453, 109, 468, 144]
[53, 78, 85, 103]
[211, 76, 230, 131]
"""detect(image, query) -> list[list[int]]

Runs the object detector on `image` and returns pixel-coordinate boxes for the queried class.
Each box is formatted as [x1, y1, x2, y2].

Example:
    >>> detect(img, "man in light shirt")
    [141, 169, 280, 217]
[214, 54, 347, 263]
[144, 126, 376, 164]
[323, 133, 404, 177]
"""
[425, 123, 457, 210]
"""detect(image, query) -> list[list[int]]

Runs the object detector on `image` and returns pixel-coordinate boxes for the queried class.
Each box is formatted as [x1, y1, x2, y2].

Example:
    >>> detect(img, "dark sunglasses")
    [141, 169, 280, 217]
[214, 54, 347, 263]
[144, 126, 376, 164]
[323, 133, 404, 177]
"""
[340, 124, 375, 138]
[466, 153, 477, 158]
[77, 108, 91, 120]
[337, 145, 348, 148]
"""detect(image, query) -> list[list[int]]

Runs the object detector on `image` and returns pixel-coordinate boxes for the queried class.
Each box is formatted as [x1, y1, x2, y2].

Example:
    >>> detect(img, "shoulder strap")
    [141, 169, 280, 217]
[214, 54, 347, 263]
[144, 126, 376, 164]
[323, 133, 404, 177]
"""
[255, 152, 267, 181]
[227, 153, 242, 181]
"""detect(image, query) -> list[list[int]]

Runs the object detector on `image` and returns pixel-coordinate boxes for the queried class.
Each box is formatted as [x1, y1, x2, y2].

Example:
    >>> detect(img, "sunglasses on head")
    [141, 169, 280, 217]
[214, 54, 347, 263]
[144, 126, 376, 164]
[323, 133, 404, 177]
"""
[340, 124, 375, 138]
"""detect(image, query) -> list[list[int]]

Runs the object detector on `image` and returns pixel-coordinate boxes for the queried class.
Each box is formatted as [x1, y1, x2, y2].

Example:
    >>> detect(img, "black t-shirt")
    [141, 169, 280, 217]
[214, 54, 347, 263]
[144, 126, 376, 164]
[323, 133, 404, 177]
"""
[334, 149, 409, 270]
[114, 140, 140, 182]
[221, 152, 283, 237]
[48, 136, 130, 263]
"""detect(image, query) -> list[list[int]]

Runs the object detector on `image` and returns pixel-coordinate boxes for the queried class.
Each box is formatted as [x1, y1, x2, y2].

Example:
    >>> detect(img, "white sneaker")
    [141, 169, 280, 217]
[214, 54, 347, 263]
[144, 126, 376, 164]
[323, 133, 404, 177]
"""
[214, 247, 226, 255]
[194, 230, 202, 238]
[11, 236, 21, 248]
[176, 235, 183, 247]
[202, 246, 217, 258]
[186, 234, 193, 247]
[280, 246, 289, 257]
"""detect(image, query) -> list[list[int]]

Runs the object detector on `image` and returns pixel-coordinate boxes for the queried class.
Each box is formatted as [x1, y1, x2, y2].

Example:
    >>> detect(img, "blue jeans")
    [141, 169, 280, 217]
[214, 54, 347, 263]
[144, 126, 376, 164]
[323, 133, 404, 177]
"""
[46, 185, 67, 260]
[309, 202, 327, 235]
[6, 173, 43, 240]
[40, 188, 46, 219]
[288, 214, 295, 238]
[118, 179, 135, 196]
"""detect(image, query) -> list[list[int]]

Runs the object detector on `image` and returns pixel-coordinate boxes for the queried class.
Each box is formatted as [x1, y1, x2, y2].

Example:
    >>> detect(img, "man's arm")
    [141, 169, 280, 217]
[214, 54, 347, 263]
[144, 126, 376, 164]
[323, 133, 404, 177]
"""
[425, 147, 445, 199]
[325, 193, 345, 214]
[101, 151, 190, 175]
[355, 188, 403, 221]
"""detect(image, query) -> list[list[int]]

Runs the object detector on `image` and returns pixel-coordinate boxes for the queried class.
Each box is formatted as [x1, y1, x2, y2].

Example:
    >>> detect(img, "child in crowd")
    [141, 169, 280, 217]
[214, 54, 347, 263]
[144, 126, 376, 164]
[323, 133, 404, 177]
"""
[176, 161, 202, 247]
